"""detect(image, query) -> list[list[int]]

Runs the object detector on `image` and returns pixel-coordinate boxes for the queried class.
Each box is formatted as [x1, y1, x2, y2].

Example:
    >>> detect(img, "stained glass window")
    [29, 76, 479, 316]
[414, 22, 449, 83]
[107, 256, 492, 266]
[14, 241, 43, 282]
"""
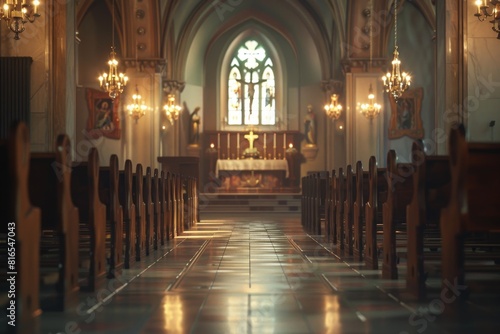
[227, 40, 275, 126]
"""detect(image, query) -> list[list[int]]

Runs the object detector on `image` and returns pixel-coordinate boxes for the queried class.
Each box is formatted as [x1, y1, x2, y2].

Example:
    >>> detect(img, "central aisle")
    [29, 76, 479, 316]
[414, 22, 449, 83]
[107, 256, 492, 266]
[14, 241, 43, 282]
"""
[39, 213, 478, 334]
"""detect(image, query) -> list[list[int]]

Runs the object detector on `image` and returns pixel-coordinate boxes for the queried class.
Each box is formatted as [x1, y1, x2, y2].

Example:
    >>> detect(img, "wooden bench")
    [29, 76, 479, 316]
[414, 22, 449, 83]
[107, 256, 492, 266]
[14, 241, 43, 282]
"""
[343, 165, 356, 256]
[382, 150, 413, 279]
[327, 170, 337, 243]
[143, 167, 154, 255]
[406, 141, 450, 299]
[119, 160, 136, 269]
[0, 122, 42, 328]
[132, 164, 146, 260]
[335, 168, 346, 255]
[152, 168, 161, 250]
[364, 156, 388, 270]
[166, 172, 174, 240]
[99, 154, 124, 278]
[71, 148, 106, 292]
[440, 127, 500, 313]
[29, 134, 79, 310]
[158, 171, 168, 245]
[353, 161, 370, 262]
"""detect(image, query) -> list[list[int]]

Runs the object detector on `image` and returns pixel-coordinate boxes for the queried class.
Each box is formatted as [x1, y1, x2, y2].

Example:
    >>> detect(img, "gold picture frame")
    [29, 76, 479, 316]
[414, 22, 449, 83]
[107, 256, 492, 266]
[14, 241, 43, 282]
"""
[85, 88, 121, 139]
[388, 87, 424, 140]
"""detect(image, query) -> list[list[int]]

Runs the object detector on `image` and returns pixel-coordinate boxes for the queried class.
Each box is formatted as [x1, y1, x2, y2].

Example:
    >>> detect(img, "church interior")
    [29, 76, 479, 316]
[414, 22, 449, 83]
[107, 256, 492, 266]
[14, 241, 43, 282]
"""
[1, 0, 500, 333]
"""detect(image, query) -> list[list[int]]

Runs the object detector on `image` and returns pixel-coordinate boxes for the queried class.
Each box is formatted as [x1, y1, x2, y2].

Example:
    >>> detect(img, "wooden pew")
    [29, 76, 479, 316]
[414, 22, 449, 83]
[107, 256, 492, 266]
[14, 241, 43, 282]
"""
[335, 168, 346, 255]
[0, 122, 42, 329]
[166, 172, 174, 240]
[382, 150, 414, 279]
[132, 164, 146, 260]
[118, 160, 136, 269]
[327, 170, 337, 243]
[143, 167, 154, 255]
[353, 161, 370, 262]
[343, 165, 355, 256]
[159, 171, 167, 245]
[364, 156, 388, 270]
[406, 142, 450, 299]
[29, 134, 79, 310]
[152, 169, 161, 250]
[71, 148, 106, 292]
[440, 127, 500, 312]
[98, 155, 124, 278]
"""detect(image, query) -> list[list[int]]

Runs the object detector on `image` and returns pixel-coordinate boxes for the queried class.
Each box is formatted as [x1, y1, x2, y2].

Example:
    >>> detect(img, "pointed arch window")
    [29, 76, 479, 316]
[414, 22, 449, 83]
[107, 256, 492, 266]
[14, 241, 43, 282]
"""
[227, 40, 276, 126]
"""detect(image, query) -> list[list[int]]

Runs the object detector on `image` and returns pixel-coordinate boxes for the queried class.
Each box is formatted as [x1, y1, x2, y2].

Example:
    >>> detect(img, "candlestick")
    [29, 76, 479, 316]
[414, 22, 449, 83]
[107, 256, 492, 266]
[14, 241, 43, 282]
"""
[237, 133, 240, 148]
[273, 133, 276, 148]
[264, 133, 267, 148]
[283, 133, 286, 149]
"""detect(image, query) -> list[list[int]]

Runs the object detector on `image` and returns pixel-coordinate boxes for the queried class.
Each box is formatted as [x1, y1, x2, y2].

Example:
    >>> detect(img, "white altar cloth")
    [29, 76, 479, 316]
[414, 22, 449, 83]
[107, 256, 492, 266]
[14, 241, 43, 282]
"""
[216, 159, 289, 177]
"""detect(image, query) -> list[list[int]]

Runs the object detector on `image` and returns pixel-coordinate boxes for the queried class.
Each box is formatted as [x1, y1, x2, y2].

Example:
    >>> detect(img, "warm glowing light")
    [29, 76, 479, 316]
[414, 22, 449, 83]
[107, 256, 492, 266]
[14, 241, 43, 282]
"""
[210, 143, 215, 149]
[324, 94, 342, 120]
[360, 84, 382, 121]
[0, 0, 41, 40]
[126, 85, 148, 123]
[163, 94, 181, 124]
[382, 0, 411, 100]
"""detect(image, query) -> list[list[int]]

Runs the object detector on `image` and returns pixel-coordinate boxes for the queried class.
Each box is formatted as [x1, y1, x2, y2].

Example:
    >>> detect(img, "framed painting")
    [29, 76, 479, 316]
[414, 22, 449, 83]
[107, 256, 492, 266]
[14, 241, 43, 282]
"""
[85, 88, 121, 139]
[388, 87, 424, 140]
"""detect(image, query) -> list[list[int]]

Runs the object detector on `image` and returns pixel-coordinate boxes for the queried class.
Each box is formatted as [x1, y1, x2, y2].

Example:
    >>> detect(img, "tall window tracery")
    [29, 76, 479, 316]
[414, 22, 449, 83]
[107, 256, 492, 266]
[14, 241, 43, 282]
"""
[227, 40, 276, 126]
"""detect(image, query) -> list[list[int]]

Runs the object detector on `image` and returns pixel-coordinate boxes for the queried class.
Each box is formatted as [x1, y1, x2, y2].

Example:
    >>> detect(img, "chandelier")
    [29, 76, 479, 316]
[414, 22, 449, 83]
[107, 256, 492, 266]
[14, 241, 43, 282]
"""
[127, 85, 148, 123]
[382, 0, 411, 100]
[324, 94, 342, 120]
[360, 84, 382, 121]
[474, 0, 500, 39]
[163, 94, 181, 124]
[97, 0, 128, 99]
[0, 0, 40, 40]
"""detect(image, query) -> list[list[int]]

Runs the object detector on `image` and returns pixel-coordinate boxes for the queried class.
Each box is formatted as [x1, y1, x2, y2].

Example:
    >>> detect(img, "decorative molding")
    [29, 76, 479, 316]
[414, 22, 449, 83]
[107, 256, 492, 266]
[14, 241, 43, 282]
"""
[123, 58, 166, 72]
[162, 79, 186, 94]
[321, 79, 344, 95]
[341, 58, 387, 73]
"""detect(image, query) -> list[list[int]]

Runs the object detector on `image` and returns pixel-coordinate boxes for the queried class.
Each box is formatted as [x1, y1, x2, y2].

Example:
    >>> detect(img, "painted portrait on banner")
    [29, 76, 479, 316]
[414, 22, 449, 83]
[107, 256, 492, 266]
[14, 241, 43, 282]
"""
[86, 88, 121, 139]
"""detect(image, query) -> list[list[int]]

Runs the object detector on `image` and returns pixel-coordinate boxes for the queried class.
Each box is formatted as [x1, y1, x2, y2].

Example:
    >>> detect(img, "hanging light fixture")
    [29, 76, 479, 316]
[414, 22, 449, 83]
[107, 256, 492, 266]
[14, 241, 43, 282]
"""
[324, 94, 342, 120]
[127, 85, 148, 123]
[163, 94, 181, 124]
[473, 0, 500, 39]
[382, 0, 411, 101]
[360, 84, 382, 121]
[0, 0, 40, 40]
[98, 0, 128, 100]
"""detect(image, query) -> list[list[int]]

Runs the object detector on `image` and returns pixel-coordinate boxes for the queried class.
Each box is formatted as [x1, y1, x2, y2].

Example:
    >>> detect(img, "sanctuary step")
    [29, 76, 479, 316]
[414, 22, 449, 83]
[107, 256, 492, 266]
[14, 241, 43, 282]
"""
[199, 193, 301, 214]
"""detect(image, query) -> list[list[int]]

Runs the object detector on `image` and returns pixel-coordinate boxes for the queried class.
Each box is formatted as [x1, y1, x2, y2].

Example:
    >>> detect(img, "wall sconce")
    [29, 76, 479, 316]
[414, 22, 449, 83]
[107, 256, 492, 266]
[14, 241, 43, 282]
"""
[360, 84, 381, 121]
[474, 0, 500, 39]
[0, 0, 40, 40]
[126, 85, 148, 123]
[163, 94, 181, 124]
[324, 94, 342, 120]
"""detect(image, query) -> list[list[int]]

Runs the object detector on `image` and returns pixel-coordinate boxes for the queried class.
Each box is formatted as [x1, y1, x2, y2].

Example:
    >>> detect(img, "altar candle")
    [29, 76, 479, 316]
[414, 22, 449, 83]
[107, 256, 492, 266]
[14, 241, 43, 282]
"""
[227, 133, 230, 149]
[264, 133, 267, 148]
[273, 133, 276, 148]
[237, 133, 240, 148]
[283, 133, 286, 149]
[217, 133, 220, 149]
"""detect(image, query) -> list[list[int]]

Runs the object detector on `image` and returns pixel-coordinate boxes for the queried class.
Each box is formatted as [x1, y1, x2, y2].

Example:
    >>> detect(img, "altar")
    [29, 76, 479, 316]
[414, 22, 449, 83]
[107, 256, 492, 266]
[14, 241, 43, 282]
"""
[216, 159, 289, 190]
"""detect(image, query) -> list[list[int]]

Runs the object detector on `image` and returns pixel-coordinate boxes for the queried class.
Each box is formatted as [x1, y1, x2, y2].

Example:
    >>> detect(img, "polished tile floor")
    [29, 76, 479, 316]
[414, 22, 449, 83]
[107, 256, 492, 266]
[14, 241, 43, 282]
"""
[32, 213, 500, 333]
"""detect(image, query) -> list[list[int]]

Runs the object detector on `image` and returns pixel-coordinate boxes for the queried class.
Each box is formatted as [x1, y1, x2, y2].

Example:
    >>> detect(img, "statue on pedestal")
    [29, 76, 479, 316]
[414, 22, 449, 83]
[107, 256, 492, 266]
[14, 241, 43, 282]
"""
[186, 102, 200, 146]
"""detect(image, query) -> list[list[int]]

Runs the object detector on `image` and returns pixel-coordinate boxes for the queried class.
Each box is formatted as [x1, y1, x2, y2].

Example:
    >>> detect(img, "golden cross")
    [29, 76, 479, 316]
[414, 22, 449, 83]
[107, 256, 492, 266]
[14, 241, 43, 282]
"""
[244, 130, 259, 149]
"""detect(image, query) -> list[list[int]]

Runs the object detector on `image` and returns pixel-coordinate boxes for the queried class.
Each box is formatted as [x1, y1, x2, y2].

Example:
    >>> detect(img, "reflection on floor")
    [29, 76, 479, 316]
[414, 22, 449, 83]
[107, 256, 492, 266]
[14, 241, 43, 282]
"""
[33, 213, 500, 333]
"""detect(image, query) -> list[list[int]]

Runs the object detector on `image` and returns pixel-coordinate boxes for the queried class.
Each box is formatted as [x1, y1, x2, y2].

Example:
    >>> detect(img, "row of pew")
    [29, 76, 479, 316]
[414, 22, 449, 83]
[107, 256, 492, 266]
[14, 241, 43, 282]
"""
[302, 126, 500, 314]
[0, 122, 199, 330]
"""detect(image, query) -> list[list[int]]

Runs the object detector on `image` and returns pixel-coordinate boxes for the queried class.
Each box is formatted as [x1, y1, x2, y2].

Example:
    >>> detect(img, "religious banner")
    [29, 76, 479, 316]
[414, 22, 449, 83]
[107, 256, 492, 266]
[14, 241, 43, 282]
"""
[85, 88, 121, 140]
[388, 87, 424, 140]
